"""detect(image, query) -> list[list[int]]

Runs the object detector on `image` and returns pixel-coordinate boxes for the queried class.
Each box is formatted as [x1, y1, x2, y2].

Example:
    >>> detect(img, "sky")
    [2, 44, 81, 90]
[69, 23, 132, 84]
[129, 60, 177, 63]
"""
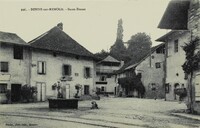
[0, 0, 170, 53]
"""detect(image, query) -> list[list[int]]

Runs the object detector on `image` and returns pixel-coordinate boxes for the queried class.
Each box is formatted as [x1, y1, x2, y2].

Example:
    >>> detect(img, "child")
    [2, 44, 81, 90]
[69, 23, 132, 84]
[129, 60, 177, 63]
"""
[91, 101, 98, 109]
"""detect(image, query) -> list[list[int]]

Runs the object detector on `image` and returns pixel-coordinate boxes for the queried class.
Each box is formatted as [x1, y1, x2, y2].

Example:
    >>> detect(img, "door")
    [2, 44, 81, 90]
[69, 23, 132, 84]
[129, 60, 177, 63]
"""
[36, 82, 46, 102]
[11, 84, 21, 102]
[84, 85, 89, 95]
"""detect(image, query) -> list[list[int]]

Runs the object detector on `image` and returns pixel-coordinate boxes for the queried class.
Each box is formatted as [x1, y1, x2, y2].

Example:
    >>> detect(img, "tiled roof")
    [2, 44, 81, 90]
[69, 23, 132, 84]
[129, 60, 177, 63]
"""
[29, 26, 95, 58]
[116, 43, 165, 74]
[101, 55, 120, 63]
[158, 0, 190, 30]
[0, 31, 27, 45]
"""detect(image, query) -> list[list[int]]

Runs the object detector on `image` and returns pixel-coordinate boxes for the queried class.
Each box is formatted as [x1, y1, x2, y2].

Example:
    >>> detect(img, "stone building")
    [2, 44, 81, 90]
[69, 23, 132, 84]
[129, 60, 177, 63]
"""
[95, 55, 122, 95]
[158, 0, 200, 113]
[29, 23, 97, 101]
[156, 30, 190, 101]
[116, 43, 165, 98]
[0, 31, 30, 103]
[0, 23, 98, 103]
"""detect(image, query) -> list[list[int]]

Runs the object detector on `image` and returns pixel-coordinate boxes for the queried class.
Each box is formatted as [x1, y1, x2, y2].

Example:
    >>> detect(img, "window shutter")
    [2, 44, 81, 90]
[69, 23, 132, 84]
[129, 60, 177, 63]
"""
[84, 67, 86, 78]
[89, 68, 92, 78]
[38, 62, 42, 73]
[43, 62, 46, 74]
[69, 65, 72, 76]
[62, 65, 65, 76]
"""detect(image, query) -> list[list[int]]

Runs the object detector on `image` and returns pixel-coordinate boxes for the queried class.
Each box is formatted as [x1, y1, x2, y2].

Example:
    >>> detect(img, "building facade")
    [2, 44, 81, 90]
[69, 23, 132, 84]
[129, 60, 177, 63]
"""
[125, 44, 165, 99]
[158, 0, 200, 113]
[116, 44, 165, 99]
[95, 55, 122, 95]
[156, 31, 190, 101]
[0, 23, 97, 103]
[0, 31, 30, 103]
[29, 24, 97, 101]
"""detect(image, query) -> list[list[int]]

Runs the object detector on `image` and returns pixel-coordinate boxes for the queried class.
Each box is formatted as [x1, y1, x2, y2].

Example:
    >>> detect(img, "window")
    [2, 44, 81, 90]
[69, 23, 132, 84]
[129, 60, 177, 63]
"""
[13, 45, 23, 59]
[155, 62, 161, 68]
[0, 62, 8, 72]
[38, 61, 46, 75]
[174, 39, 179, 53]
[100, 76, 106, 81]
[84, 67, 91, 78]
[101, 86, 105, 92]
[165, 83, 170, 93]
[84, 85, 90, 95]
[63, 64, 72, 76]
[0, 84, 7, 93]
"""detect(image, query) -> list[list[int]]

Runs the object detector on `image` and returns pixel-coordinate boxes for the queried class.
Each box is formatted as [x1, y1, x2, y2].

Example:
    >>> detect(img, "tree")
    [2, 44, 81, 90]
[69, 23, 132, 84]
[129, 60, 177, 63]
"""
[94, 49, 109, 59]
[127, 32, 152, 62]
[110, 39, 127, 61]
[109, 19, 130, 62]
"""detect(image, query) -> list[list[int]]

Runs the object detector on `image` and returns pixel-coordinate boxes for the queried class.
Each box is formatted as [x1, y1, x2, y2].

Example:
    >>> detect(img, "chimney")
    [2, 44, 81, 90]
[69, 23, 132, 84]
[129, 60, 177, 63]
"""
[57, 22, 63, 30]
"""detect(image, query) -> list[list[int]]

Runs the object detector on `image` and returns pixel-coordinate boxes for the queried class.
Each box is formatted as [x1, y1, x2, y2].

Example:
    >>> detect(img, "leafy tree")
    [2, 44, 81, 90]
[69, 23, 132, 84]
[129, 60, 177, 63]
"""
[94, 49, 109, 59]
[127, 32, 152, 62]
[110, 39, 128, 61]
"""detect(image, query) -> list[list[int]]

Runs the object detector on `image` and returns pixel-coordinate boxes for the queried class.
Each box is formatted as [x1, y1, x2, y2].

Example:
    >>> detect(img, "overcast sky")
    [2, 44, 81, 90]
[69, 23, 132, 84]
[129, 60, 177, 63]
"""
[0, 0, 170, 53]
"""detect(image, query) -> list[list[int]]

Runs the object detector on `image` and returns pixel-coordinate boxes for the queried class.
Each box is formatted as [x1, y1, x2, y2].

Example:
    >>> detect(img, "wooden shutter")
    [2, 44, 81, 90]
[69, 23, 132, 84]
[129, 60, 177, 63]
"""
[69, 65, 72, 76]
[38, 62, 42, 74]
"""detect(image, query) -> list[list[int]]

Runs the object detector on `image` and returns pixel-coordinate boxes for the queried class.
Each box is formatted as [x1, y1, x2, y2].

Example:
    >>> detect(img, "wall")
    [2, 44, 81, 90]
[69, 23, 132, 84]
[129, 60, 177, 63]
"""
[187, 0, 200, 113]
[165, 32, 190, 101]
[31, 49, 95, 100]
[135, 50, 165, 99]
[95, 63, 120, 94]
[0, 43, 30, 103]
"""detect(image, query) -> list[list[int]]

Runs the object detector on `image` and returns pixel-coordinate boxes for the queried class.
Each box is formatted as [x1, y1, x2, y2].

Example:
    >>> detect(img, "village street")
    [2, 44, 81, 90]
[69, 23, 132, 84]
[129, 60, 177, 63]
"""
[0, 97, 200, 128]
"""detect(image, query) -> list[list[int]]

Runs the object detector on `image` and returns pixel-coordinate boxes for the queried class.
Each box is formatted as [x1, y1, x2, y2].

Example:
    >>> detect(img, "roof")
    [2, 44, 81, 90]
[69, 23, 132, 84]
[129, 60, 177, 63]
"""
[29, 26, 95, 59]
[101, 55, 120, 63]
[156, 30, 190, 42]
[125, 43, 165, 70]
[116, 43, 165, 74]
[0, 31, 27, 45]
[158, 0, 190, 30]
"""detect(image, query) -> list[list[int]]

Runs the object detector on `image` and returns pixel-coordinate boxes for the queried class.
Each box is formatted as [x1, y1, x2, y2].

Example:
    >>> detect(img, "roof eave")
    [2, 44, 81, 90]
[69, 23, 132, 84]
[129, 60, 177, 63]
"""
[158, 0, 190, 30]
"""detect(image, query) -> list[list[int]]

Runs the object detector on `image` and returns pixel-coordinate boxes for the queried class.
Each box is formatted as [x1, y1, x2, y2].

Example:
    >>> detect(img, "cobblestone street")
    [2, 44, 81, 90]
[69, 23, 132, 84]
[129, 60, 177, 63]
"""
[0, 97, 200, 128]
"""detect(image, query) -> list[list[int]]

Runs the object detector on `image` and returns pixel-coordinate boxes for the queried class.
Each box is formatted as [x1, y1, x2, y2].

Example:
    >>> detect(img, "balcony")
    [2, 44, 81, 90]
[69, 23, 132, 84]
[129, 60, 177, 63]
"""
[96, 68, 116, 75]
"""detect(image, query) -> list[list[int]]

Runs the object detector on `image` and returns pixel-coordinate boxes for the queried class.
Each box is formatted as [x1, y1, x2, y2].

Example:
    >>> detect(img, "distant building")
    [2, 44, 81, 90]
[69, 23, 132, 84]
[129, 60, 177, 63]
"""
[95, 55, 123, 95]
[0, 31, 30, 103]
[123, 43, 165, 99]
[29, 23, 97, 101]
[156, 30, 190, 101]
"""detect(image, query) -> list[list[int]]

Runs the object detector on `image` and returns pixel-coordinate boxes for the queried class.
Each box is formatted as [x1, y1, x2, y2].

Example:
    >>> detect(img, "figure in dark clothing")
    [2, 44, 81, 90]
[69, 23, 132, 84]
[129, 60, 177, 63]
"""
[137, 81, 146, 98]
[91, 101, 98, 109]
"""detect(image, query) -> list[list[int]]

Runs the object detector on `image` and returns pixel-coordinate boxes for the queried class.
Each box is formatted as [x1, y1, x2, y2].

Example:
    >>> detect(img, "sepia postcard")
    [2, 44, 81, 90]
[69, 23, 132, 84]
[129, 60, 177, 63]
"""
[0, 0, 200, 128]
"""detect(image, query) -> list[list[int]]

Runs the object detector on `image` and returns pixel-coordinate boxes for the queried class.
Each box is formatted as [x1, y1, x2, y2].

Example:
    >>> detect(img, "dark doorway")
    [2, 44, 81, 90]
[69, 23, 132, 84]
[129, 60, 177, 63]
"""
[84, 85, 89, 95]
[11, 84, 21, 102]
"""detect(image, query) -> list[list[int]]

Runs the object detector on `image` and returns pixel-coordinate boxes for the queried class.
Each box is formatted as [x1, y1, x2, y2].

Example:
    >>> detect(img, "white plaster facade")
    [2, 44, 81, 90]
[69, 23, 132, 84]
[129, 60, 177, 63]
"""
[95, 56, 122, 95]
[165, 31, 190, 101]
[135, 46, 165, 99]
[31, 49, 96, 101]
[0, 42, 30, 103]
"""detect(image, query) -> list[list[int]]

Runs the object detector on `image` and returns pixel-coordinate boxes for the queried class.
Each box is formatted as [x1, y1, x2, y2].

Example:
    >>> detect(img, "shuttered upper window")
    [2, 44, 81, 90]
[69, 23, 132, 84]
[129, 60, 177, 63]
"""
[84, 67, 91, 78]
[38, 61, 46, 75]
[63, 64, 72, 76]
[13, 45, 23, 59]
[0, 62, 8, 72]
[174, 39, 179, 53]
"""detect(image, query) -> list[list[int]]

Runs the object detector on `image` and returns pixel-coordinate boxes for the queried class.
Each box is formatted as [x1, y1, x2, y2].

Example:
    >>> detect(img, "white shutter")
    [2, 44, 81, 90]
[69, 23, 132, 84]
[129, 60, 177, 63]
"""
[38, 62, 42, 74]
